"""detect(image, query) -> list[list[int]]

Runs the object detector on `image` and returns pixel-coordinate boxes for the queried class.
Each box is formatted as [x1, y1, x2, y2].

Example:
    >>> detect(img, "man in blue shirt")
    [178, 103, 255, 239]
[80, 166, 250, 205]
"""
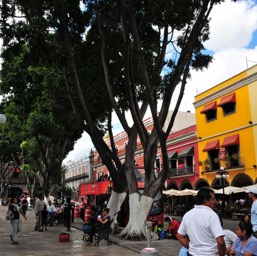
[247, 187, 257, 238]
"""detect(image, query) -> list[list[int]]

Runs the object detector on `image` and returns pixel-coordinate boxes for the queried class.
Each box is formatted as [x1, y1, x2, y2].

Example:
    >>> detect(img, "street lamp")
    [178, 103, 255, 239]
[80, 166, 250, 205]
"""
[216, 167, 229, 215]
[0, 113, 7, 124]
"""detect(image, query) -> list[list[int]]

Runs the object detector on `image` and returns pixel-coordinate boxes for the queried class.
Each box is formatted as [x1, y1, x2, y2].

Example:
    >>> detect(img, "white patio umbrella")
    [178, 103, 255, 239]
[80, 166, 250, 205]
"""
[214, 186, 245, 195]
[243, 184, 257, 191]
[164, 188, 197, 196]
[163, 189, 181, 196]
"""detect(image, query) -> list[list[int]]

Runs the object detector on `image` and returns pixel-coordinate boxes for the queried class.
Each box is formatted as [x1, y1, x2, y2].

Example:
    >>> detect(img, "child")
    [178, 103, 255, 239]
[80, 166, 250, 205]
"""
[153, 222, 163, 239]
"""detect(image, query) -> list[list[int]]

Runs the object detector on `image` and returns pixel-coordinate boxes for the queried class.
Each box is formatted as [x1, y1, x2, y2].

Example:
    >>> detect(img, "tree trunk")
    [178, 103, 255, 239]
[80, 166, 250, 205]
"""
[120, 193, 153, 239]
[107, 190, 127, 232]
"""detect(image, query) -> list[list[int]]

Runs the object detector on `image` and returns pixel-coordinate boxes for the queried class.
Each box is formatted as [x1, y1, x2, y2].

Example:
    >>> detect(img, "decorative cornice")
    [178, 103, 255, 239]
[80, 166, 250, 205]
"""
[194, 71, 257, 108]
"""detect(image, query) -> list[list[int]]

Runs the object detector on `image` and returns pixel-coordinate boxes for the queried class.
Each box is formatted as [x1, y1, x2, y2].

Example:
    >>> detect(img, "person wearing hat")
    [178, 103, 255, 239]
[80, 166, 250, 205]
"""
[247, 187, 257, 238]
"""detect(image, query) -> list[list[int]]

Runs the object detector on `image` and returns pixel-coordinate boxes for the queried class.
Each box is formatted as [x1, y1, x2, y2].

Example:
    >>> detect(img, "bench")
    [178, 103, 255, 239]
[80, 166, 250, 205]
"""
[94, 221, 113, 246]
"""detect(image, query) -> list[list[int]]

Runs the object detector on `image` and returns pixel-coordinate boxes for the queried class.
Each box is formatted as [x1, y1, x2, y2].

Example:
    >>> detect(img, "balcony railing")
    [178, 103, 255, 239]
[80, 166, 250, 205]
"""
[167, 166, 194, 178]
[203, 156, 245, 173]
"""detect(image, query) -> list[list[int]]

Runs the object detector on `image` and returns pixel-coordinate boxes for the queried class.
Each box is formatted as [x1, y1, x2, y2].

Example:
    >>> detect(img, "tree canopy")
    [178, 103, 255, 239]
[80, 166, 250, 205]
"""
[0, 0, 224, 237]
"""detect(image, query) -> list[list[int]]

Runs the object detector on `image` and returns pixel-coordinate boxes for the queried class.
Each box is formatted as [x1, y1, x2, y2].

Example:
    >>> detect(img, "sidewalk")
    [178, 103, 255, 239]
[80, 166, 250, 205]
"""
[0, 205, 150, 256]
[71, 217, 182, 256]
[0, 205, 239, 256]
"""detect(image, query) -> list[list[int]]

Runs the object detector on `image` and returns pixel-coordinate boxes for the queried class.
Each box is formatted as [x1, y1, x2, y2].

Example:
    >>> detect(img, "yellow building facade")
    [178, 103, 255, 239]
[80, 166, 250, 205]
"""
[194, 65, 257, 189]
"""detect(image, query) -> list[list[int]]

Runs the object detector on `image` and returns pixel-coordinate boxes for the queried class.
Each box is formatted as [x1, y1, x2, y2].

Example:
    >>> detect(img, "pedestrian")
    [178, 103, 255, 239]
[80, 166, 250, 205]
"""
[21, 196, 28, 218]
[79, 197, 86, 221]
[228, 221, 257, 256]
[34, 194, 45, 232]
[83, 205, 98, 244]
[167, 217, 180, 239]
[8, 196, 27, 244]
[47, 200, 57, 226]
[63, 196, 72, 231]
[41, 202, 48, 231]
[97, 207, 111, 224]
[242, 214, 251, 224]
[177, 187, 226, 256]
[220, 218, 237, 254]
[246, 187, 257, 238]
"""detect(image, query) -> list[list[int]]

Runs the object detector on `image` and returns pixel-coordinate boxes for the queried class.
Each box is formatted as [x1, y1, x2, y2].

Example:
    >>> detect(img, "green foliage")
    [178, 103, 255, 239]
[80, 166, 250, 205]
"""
[0, 0, 221, 203]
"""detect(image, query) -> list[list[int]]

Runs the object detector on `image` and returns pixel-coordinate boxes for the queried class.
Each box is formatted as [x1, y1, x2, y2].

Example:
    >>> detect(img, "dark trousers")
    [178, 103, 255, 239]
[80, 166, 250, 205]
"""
[80, 209, 85, 221]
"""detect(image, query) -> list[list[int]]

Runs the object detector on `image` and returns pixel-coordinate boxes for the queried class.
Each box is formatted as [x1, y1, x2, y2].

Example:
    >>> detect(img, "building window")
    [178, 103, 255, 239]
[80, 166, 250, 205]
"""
[97, 155, 101, 165]
[208, 149, 220, 170]
[205, 110, 217, 122]
[200, 102, 217, 122]
[220, 134, 240, 168]
[224, 145, 240, 168]
[221, 102, 236, 115]
[218, 93, 236, 116]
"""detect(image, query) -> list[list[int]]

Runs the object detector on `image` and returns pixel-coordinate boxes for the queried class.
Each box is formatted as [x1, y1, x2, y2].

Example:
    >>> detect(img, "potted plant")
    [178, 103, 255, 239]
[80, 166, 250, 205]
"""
[214, 158, 220, 163]
[232, 153, 239, 160]
[203, 159, 210, 165]
[221, 156, 229, 161]
[203, 159, 210, 172]
[198, 161, 203, 166]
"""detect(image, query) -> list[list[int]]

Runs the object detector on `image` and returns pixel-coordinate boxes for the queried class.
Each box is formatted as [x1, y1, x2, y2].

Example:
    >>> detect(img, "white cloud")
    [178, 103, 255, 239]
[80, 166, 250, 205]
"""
[205, 0, 257, 51]
[63, 131, 93, 163]
[177, 0, 257, 112]
[65, 0, 257, 161]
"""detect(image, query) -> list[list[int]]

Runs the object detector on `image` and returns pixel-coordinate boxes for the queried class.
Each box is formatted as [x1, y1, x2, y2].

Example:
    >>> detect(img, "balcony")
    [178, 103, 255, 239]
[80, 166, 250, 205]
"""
[167, 166, 194, 178]
[223, 156, 244, 169]
[203, 156, 245, 173]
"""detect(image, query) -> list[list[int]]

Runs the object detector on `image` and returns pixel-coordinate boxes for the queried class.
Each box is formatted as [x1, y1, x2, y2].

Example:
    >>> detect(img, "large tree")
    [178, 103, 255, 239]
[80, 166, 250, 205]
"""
[0, 41, 84, 197]
[0, 0, 224, 238]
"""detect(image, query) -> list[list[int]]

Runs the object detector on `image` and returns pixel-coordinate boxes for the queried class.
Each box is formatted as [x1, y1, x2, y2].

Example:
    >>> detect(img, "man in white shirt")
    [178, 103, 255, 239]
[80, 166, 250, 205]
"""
[35, 194, 45, 231]
[246, 187, 257, 237]
[177, 187, 226, 256]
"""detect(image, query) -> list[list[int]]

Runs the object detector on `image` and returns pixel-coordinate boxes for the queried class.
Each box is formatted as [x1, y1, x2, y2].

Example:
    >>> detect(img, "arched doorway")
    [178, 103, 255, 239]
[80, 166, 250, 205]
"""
[232, 173, 253, 187]
[195, 178, 210, 190]
[212, 178, 230, 190]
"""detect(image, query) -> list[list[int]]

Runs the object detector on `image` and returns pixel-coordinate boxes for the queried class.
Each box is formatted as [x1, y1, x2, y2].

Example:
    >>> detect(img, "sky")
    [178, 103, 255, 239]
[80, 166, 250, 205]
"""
[1, 1, 257, 163]
[65, 0, 257, 162]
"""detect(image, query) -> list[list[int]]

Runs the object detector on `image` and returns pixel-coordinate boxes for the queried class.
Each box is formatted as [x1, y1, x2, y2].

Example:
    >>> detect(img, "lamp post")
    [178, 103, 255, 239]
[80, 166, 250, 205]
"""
[0, 113, 7, 124]
[216, 167, 229, 215]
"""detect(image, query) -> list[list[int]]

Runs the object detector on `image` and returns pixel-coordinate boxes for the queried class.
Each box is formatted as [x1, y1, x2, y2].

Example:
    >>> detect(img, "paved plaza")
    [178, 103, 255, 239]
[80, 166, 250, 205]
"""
[0, 205, 240, 256]
[0, 205, 181, 256]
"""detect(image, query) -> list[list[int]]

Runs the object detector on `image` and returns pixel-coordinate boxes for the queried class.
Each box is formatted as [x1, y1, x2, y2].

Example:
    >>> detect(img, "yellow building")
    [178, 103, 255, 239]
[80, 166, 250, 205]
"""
[194, 65, 257, 189]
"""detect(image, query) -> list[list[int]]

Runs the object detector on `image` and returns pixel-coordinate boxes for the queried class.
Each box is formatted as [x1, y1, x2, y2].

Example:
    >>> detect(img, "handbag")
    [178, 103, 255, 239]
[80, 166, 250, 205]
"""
[6, 211, 14, 221]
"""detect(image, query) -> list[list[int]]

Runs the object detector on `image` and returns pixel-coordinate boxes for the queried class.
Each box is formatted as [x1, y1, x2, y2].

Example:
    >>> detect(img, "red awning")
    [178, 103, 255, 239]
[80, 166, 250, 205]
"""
[218, 93, 236, 106]
[203, 140, 219, 152]
[200, 102, 217, 114]
[221, 134, 239, 147]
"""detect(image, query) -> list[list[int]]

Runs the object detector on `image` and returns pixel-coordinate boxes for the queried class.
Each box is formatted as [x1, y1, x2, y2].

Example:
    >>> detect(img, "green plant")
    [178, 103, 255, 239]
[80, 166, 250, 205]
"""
[221, 156, 229, 161]
[232, 153, 239, 159]
[203, 159, 210, 165]
[214, 158, 219, 163]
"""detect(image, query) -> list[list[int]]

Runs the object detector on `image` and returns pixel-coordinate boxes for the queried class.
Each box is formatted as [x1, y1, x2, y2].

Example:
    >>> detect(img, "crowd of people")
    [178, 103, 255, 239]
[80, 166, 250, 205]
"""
[4, 187, 257, 255]
[176, 187, 257, 256]
[4, 194, 77, 244]
[4, 193, 112, 246]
